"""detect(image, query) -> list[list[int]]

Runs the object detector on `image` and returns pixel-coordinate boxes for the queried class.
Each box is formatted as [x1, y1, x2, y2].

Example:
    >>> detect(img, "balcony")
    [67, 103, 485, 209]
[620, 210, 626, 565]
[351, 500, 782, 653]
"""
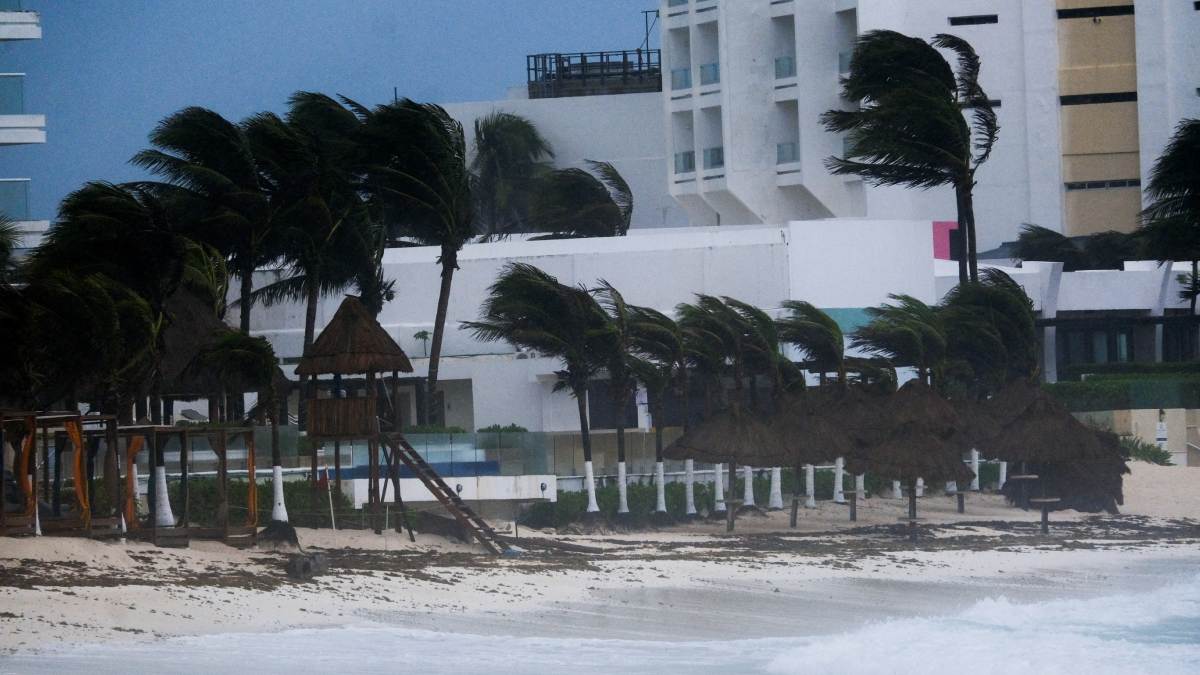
[0, 1, 40, 41]
[671, 67, 692, 90]
[838, 50, 853, 74]
[774, 55, 796, 79]
[0, 178, 29, 220]
[674, 150, 696, 174]
[526, 49, 661, 99]
[777, 142, 800, 165]
[702, 146, 724, 170]
[667, 0, 688, 5]
[0, 73, 44, 144]
[699, 62, 720, 86]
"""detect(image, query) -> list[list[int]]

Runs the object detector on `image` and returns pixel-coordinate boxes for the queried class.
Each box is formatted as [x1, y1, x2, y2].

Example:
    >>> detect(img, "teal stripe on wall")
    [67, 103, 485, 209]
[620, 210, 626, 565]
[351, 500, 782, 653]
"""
[822, 308, 871, 333]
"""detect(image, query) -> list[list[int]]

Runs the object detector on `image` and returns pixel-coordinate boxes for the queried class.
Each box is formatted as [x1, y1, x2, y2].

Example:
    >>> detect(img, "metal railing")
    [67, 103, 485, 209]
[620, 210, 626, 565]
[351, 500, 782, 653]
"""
[702, 146, 724, 170]
[527, 49, 661, 99]
[0, 74, 25, 115]
[699, 62, 720, 85]
[0, 178, 29, 220]
[777, 141, 800, 164]
[775, 55, 796, 79]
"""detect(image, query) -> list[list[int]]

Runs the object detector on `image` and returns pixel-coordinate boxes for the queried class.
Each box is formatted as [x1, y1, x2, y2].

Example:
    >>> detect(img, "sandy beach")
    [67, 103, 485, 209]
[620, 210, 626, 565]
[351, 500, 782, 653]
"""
[1, 463, 1198, 665]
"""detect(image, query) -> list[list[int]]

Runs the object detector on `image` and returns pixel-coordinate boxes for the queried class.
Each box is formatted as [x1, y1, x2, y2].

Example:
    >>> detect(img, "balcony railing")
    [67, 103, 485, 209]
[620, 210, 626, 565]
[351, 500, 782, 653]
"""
[777, 141, 800, 165]
[699, 62, 720, 86]
[702, 146, 724, 170]
[0, 74, 24, 115]
[0, 179, 29, 220]
[527, 49, 661, 99]
[774, 55, 796, 79]
[671, 67, 692, 90]
[0, 0, 24, 11]
[674, 150, 696, 174]
[667, 0, 689, 6]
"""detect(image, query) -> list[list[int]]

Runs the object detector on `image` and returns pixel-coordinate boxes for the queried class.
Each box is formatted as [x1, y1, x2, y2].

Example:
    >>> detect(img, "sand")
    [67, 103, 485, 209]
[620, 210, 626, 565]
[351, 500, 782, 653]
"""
[0, 461, 1197, 655]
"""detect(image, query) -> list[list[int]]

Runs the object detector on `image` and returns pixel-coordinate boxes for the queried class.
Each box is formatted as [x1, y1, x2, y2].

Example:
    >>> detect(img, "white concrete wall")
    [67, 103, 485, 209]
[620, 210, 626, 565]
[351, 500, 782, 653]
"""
[347, 474, 557, 508]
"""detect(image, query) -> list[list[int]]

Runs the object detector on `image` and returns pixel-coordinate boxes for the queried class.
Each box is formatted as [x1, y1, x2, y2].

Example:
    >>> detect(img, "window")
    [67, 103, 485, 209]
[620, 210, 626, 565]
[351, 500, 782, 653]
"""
[1056, 5, 1134, 19]
[949, 14, 998, 26]
[1065, 178, 1140, 191]
[702, 146, 724, 170]
[674, 151, 696, 174]
[1060, 91, 1137, 105]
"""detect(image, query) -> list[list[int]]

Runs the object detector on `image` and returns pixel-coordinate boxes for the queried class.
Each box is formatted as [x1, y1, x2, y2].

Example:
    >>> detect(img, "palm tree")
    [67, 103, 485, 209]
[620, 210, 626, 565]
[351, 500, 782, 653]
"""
[463, 263, 611, 513]
[851, 294, 946, 386]
[528, 164, 632, 239]
[939, 269, 1038, 399]
[470, 111, 554, 239]
[187, 330, 287, 521]
[0, 214, 21, 284]
[355, 98, 474, 426]
[823, 31, 998, 284]
[585, 160, 634, 236]
[131, 107, 275, 333]
[593, 280, 640, 515]
[629, 305, 691, 515]
[777, 300, 845, 385]
[1140, 119, 1200, 315]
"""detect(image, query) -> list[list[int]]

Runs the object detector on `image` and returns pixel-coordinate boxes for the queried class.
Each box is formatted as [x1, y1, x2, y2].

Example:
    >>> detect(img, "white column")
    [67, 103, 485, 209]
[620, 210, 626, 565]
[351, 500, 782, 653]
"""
[583, 460, 600, 513]
[654, 461, 667, 513]
[998, 461, 1007, 489]
[34, 499, 42, 536]
[617, 461, 630, 514]
[742, 466, 756, 507]
[892, 480, 903, 499]
[915, 477, 925, 498]
[154, 466, 175, 527]
[855, 473, 865, 499]
[969, 450, 981, 491]
[945, 480, 957, 494]
[768, 468, 784, 510]
[833, 457, 846, 503]
[804, 464, 816, 508]
[684, 459, 697, 516]
[271, 465, 289, 522]
[713, 463, 726, 512]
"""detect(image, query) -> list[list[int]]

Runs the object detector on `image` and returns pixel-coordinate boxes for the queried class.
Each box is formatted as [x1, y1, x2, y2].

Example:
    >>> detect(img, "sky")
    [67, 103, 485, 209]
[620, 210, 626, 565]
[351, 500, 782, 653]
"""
[0, 0, 656, 220]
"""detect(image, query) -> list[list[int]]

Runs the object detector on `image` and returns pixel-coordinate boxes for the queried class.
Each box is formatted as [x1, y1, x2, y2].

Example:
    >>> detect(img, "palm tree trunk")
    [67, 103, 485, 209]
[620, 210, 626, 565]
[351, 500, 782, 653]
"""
[425, 246, 457, 426]
[299, 280, 319, 432]
[576, 390, 599, 513]
[964, 187, 979, 282]
[954, 184, 970, 285]
[1191, 259, 1198, 315]
[239, 261, 254, 334]
[653, 406, 666, 513]
[268, 388, 287, 522]
[615, 424, 628, 515]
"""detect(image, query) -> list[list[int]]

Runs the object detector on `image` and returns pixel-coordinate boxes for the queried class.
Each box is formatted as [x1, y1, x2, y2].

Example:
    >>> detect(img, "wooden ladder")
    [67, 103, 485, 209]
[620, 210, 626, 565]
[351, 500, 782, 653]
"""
[381, 433, 506, 555]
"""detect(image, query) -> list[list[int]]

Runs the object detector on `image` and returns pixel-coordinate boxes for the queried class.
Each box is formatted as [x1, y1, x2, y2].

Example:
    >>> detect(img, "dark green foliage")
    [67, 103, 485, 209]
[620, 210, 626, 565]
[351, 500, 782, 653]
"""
[1121, 436, 1173, 466]
[1059, 361, 1200, 382]
[528, 168, 626, 239]
[476, 424, 529, 433]
[471, 111, 554, 239]
[166, 477, 353, 527]
[1045, 378, 1200, 412]
[1013, 224, 1141, 271]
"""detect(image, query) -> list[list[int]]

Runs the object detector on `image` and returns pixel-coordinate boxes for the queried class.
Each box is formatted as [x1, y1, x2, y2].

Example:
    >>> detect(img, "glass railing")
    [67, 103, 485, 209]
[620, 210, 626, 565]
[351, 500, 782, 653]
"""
[667, 0, 689, 6]
[0, 179, 29, 220]
[699, 62, 720, 85]
[0, 74, 24, 115]
[774, 55, 796, 79]
[0, 1, 24, 11]
[838, 50, 852, 74]
[670, 67, 692, 90]
[703, 146, 724, 170]
[674, 150, 696, 174]
[777, 141, 800, 165]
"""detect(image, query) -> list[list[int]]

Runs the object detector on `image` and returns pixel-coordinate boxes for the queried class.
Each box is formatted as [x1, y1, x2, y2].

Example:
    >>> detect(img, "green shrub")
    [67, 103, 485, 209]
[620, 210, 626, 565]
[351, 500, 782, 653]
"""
[1045, 378, 1200, 412]
[1120, 436, 1173, 466]
[166, 476, 354, 527]
[1060, 361, 1200, 382]
[477, 424, 529, 433]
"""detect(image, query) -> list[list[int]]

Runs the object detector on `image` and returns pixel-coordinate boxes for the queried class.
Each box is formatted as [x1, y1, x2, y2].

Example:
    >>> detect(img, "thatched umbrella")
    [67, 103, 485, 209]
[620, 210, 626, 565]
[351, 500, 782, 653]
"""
[980, 380, 1128, 513]
[294, 296, 413, 377]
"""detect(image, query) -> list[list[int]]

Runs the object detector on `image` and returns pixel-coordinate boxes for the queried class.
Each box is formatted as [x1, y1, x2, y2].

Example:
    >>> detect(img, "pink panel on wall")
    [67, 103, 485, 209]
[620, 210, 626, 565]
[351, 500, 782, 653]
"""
[932, 221, 958, 260]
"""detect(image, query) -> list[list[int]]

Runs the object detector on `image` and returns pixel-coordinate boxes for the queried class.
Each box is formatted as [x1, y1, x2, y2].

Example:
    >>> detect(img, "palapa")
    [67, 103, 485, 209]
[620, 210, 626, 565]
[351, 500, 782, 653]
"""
[863, 381, 973, 484]
[664, 402, 789, 466]
[295, 296, 414, 376]
[772, 386, 891, 472]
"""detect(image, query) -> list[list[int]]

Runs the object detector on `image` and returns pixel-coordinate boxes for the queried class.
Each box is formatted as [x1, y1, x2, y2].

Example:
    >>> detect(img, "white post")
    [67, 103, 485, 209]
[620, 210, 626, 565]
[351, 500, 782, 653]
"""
[684, 459, 697, 516]
[998, 461, 1007, 490]
[892, 480, 902, 500]
[713, 463, 726, 512]
[969, 449, 981, 491]
[768, 467, 784, 510]
[804, 464, 816, 508]
[916, 477, 925, 498]
[271, 465, 289, 522]
[617, 461, 630, 514]
[833, 457, 846, 503]
[945, 480, 957, 494]
[742, 466, 755, 507]
[855, 473, 865, 499]
[34, 499, 41, 536]
[154, 466, 175, 527]
[583, 460, 600, 513]
[654, 461, 667, 513]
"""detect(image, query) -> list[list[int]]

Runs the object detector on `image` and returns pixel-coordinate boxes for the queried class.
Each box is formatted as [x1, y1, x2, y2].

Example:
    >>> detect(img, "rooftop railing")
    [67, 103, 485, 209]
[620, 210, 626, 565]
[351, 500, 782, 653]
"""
[527, 48, 661, 99]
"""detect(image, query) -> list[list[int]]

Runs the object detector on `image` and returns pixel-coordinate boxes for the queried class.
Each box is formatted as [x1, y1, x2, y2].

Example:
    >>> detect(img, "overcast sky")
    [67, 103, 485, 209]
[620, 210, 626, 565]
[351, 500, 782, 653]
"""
[0, 0, 656, 220]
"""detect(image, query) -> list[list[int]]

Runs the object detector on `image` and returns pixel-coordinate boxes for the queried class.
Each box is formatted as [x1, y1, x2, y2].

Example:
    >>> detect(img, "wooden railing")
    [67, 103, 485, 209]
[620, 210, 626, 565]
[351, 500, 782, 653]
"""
[306, 397, 377, 439]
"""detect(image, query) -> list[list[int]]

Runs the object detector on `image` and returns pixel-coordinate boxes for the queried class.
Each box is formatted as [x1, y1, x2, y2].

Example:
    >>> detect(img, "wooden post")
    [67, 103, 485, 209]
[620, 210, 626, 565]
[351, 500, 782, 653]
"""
[41, 425, 50, 503]
[1041, 504, 1049, 535]
[0, 414, 7, 535]
[217, 429, 229, 535]
[179, 429, 190, 529]
[51, 431, 62, 517]
[392, 371, 401, 430]
[148, 429, 158, 540]
[107, 420, 120, 521]
[957, 492, 965, 514]
[849, 490, 857, 522]
[245, 429, 258, 527]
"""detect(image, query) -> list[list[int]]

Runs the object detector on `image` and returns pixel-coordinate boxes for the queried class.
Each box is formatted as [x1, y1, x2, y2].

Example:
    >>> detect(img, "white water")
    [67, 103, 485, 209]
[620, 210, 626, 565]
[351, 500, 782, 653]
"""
[6, 574, 1200, 674]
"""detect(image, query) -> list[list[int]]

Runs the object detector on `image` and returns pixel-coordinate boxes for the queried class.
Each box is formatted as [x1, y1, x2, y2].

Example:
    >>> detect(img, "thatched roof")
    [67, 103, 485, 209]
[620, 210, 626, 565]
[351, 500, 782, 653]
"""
[663, 403, 789, 465]
[772, 386, 890, 469]
[295, 296, 413, 376]
[861, 381, 973, 483]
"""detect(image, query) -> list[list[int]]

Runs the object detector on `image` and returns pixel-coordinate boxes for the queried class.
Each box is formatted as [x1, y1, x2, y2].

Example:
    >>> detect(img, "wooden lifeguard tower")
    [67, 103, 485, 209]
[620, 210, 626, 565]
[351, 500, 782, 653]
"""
[295, 296, 505, 554]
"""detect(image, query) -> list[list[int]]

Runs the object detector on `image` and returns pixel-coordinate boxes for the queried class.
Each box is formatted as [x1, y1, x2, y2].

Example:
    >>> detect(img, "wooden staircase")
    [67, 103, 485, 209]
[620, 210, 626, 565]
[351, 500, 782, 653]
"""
[381, 433, 506, 555]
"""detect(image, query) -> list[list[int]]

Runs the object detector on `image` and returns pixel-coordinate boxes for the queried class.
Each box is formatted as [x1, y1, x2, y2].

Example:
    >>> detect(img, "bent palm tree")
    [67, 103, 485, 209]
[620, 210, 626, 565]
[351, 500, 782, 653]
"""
[471, 111, 554, 239]
[823, 30, 998, 284]
[629, 305, 691, 515]
[464, 263, 611, 513]
[850, 294, 945, 386]
[594, 280, 640, 515]
[777, 300, 845, 385]
[1140, 119, 1200, 314]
